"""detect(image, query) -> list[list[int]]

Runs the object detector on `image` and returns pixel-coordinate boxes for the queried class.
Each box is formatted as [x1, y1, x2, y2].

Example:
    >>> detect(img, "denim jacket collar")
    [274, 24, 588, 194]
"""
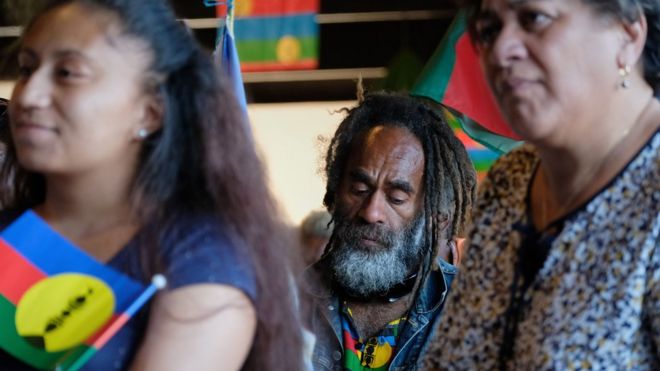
[304, 256, 457, 370]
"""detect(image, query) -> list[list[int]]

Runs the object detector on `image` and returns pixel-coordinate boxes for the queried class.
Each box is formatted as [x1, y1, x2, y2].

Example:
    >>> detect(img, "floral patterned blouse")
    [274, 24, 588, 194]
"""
[423, 130, 659, 370]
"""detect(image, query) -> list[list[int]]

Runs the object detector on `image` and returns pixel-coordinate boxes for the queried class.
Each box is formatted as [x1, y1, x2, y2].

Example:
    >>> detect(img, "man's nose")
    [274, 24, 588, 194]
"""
[358, 192, 386, 225]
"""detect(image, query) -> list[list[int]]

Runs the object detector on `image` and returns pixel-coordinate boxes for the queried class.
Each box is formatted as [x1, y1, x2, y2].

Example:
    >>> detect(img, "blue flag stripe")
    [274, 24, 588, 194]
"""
[1, 211, 144, 312]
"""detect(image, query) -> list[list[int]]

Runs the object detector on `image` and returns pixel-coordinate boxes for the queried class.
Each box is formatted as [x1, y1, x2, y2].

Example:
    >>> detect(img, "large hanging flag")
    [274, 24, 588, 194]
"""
[0, 211, 164, 370]
[412, 11, 522, 154]
[217, 0, 319, 72]
[442, 107, 499, 181]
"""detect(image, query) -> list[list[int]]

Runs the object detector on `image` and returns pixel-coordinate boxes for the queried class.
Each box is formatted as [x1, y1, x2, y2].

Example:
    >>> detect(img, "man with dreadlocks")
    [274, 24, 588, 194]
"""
[303, 92, 476, 370]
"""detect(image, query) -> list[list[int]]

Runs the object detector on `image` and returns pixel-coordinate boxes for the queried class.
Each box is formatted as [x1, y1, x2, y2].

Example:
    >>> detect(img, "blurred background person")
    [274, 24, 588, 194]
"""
[300, 209, 333, 267]
[423, 0, 659, 369]
[0, 0, 302, 369]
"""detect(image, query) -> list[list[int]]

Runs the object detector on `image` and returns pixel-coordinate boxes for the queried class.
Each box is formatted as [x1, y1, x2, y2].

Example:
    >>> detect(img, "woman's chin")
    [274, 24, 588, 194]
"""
[504, 111, 561, 144]
[15, 154, 57, 174]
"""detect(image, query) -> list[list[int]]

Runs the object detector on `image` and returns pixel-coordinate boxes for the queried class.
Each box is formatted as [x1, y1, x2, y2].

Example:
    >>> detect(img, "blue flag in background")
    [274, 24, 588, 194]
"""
[212, 0, 248, 112]
[217, 23, 248, 111]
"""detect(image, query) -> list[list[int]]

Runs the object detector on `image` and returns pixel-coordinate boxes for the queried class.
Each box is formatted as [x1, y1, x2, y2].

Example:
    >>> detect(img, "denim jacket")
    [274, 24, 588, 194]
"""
[304, 258, 457, 371]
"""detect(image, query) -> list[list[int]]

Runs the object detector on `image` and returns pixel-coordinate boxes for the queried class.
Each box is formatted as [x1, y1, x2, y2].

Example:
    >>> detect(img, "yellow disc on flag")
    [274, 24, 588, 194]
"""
[235, 0, 254, 17]
[369, 342, 393, 368]
[276, 35, 302, 64]
[15, 273, 115, 352]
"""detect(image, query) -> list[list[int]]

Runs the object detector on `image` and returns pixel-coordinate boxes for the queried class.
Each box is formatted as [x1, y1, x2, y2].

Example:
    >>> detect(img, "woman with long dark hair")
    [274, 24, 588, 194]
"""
[0, 0, 302, 369]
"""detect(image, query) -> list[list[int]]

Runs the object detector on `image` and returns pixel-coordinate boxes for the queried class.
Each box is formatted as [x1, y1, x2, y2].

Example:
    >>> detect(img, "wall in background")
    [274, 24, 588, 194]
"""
[1, 80, 347, 226]
[249, 101, 349, 225]
[0, 80, 11, 98]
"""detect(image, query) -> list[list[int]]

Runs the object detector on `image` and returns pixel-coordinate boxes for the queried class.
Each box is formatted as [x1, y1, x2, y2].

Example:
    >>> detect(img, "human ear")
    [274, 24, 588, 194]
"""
[432, 212, 453, 261]
[134, 92, 164, 140]
[432, 213, 450, 235]
[617, 13, 648, 70]
[145, 92, 164, 132]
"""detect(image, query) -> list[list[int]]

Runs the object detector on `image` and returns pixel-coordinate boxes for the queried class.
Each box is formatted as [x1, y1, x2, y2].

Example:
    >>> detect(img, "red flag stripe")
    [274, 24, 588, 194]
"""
[240, 59, 318, 72]
[0, 239, 46, 305]
[216, 0, 319, 17]
[444, 33, 520, 139]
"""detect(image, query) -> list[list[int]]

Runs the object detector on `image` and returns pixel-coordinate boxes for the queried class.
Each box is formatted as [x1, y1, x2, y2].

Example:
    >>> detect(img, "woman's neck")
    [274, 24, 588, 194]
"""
[532, 90, 659, 229]
[36, 163, 139, 247]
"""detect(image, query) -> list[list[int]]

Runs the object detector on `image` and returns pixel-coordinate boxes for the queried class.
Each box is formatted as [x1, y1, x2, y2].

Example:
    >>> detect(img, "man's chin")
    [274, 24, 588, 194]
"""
[332, 280, 385, 300]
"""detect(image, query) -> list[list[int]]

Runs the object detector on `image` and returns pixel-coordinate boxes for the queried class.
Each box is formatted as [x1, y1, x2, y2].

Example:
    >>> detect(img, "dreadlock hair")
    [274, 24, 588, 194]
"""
[323, 91, 477, 279]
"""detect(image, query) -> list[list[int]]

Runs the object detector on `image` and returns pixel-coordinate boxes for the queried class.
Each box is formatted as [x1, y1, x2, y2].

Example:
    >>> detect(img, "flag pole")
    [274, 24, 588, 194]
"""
[62, 275, 167, 371]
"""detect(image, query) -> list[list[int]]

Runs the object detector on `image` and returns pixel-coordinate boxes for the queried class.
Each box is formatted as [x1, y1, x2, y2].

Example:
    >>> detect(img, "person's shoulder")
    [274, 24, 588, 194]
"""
[644, 129, 660, 175]
[625, 129, 660, 203]
[158, 212, 257, 298]
[480, 144, 537, 195]
[487, 144, 536, 178]
[161, 212, 237, 250]
[618, 129, 660, 194]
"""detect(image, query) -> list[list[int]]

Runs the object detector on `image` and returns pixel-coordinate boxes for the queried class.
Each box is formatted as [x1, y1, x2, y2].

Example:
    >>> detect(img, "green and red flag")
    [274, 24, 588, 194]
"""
[217, 0, 319, 72]
[442, 107, 499, 181]
[412, 11, 523, 154]
[0, 211, 164, 370]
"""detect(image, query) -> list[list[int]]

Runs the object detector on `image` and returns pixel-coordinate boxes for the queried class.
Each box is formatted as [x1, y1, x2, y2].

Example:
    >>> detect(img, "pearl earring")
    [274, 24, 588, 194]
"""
[137, 128, 149, 139]
[619, 65, 631, 89]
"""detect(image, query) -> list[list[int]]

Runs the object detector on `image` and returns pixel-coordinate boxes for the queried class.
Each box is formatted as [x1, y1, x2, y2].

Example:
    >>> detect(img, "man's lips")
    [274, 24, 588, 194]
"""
[359, 235, 384, 248]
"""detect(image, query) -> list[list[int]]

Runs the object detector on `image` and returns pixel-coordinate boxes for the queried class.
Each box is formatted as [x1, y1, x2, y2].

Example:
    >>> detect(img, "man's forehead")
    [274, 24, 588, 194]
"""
[345, 125, 425, 181]
[355, 125, 423, 158]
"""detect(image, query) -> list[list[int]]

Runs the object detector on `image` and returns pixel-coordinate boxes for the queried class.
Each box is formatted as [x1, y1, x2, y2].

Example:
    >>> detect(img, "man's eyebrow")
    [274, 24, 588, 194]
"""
[348, 169, 373, 185]
[388, 180, 414, 194]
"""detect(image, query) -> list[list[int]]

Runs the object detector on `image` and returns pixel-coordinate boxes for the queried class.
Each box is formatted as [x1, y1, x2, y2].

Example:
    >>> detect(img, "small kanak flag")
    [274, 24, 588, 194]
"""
[0, 211, 165, 370]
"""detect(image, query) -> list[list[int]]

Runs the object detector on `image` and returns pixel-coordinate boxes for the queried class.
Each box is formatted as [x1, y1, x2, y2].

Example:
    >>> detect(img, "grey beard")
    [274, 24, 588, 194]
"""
[327, 213, 425, 299]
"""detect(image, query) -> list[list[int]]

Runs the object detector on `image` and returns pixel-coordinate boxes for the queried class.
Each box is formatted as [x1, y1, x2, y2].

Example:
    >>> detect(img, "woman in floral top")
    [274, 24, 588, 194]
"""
[422, 0, 660, 369]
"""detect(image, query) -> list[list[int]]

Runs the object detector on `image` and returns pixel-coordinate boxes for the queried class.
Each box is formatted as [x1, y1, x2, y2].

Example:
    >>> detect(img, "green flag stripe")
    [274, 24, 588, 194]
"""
[460, 115, 523, 153]
[410, 14, 466, 100]
[236, 37, 318, 63]
[0, 295, 91, 370]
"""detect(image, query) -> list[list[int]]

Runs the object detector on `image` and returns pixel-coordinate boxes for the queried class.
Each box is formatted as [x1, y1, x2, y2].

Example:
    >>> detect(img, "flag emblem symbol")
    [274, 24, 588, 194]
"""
[15, 273, 115, 353]
[0, 210, 164, 370]
[235, 0, 254, 16]
[276, 36, 302, 63]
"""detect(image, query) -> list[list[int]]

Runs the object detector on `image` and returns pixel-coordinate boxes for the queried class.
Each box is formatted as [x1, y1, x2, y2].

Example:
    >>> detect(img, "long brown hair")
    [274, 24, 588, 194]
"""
[0, 0, 303, 369]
